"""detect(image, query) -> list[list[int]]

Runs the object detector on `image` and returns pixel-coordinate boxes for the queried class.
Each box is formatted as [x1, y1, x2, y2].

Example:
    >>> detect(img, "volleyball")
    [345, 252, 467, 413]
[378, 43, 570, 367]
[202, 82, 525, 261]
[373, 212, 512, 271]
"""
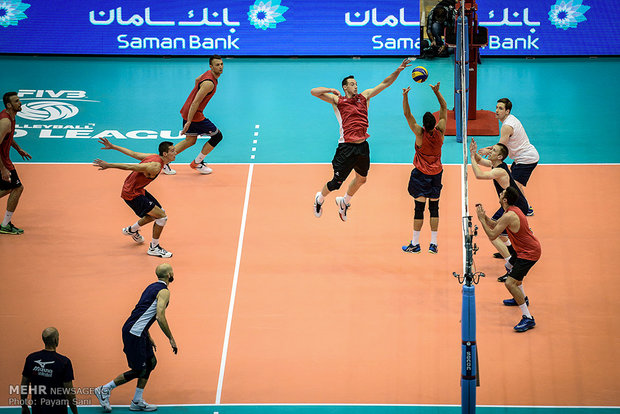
[412, 66, 429, 83]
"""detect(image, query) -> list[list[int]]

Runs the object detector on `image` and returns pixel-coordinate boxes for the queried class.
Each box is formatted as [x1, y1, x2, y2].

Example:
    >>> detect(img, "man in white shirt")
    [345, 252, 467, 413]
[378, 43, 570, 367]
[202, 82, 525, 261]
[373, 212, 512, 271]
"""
[479, 98, 538, 215]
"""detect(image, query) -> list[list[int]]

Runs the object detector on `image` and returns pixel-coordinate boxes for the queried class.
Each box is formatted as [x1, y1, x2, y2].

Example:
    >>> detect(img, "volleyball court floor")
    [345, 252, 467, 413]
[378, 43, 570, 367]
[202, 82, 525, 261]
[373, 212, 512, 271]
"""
[0, 57, 619, 413]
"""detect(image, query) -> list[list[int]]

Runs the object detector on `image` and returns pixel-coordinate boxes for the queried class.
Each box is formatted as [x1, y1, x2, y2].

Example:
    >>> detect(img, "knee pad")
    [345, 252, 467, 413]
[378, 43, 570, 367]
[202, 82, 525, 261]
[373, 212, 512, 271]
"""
[414, 200, 425, 220]
[208, 131, 223, 147]
[428, 200, 439, 218]
[155, 216, 167, 227]
[326, 177, 343, 191]
[122, 370, 139, 381]
[140, 357, 157, 379]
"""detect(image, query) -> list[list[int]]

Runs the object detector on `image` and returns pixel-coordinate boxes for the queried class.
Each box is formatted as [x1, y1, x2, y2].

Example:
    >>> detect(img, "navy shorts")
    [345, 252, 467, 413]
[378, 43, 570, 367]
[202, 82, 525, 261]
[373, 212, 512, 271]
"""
[124, 190, 162, 218]
[507, 256, 538, 282]
[510, 162, 537, 186]
[408, 168, 443, 199]
[0, 169, 21, 191]
[182, 118, 218, 136]
[332, 141, 370, 179]
[122, 330, 156, 372]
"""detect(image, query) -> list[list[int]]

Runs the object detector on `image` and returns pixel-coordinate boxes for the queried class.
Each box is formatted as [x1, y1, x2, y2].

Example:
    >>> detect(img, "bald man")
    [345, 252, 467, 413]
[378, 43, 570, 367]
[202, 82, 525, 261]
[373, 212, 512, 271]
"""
[21, 327, 78, 414]
[94, 264, 177, 412]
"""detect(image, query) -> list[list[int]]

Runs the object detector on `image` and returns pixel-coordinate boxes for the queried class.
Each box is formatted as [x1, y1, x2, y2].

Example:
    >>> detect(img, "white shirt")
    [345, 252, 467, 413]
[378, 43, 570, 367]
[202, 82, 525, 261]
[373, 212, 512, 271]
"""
[502, 114, 539, 164]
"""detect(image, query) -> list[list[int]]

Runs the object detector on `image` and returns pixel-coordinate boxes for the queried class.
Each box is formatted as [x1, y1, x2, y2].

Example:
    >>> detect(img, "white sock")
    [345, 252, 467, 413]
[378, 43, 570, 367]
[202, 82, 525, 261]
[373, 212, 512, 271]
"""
[519, 303, 532, 318]
[104, 381, 117, 391]
[343, 193, 352, 204]
[505, 258, 513, 271]
[430, 231, 438, 245]
[2, 211, 13, 227]
[412, 230, 421, 245]
[505, 239, 512, 246]
[133, 388, 144, 402]
[194, 153, 206, 163]
[130, 222, 141, 232]
[518, 285, 525, 297]
[316, 192, 324, 204]
[151, 238, 159, 248]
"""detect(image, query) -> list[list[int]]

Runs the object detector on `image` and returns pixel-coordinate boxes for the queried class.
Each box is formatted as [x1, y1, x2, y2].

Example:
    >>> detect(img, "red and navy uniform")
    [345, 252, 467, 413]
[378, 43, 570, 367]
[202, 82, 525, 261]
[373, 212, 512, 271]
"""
[335, 94, 369, 143]
[180, 70, 218, 122]
[0, 109, 16, 171]
[121, 155, 164, 201]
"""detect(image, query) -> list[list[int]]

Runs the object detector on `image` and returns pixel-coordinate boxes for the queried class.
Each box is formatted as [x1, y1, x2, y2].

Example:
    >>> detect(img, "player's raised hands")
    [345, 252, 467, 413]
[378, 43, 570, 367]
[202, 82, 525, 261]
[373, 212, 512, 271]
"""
[430, 82, 441, 93]
[398, 58, 413, 70]
[403, 87, 411, 95]
[92, 159, 110, 170]
[98, 137, 114, 150]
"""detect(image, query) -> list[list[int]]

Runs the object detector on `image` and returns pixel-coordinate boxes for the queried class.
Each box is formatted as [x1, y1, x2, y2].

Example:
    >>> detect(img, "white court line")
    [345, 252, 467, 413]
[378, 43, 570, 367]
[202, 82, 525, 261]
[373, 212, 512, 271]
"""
[1, 403, 618, 409]
[215, 163, 254, 405]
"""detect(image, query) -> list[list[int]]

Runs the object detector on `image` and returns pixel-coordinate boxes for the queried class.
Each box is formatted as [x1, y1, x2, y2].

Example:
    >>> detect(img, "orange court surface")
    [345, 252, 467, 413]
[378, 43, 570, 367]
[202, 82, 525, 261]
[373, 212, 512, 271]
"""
[1, 163, 619, 409]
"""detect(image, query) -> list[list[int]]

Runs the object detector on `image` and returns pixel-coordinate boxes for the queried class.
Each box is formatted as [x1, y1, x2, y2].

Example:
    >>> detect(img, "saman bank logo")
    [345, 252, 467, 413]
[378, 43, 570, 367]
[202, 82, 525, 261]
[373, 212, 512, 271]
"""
[19, 101, 79, 121]
[0, 0, 30, 28]
[248, 0, 288, 30]
[548, 0, 590, 30]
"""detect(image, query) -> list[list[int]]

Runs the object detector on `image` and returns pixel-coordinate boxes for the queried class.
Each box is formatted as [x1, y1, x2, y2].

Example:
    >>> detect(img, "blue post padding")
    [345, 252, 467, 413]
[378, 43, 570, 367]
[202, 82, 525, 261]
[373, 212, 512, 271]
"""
[461, 285, 476, 413]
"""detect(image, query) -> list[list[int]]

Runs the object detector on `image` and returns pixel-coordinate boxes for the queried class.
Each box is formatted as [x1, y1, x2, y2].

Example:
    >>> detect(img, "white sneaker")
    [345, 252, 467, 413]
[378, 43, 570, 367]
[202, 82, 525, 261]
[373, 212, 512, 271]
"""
[147, 244, 173, 258]
[129, 399, 157, 412]
[190, 160, 213, 174]
[313, 192, 323, 218]
[335, 197, 350, 222]
[94, 386, 112, 413]
[122, 227, 144, 243]
[162, 164, 176, 175]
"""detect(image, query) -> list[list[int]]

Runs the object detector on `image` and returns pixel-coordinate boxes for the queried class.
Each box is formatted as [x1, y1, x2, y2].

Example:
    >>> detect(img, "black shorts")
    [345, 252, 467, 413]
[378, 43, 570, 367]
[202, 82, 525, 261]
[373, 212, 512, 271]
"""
[124, 190, 162, 218]
[183, 118, 218, 136]
[510, 162, 537, 186]
[0, 169, 21, 191]
[122, 330, 156, 372]
[508, 256, 538, 281]
[332, 141, 370, 179]
[408, 168, 443, 199]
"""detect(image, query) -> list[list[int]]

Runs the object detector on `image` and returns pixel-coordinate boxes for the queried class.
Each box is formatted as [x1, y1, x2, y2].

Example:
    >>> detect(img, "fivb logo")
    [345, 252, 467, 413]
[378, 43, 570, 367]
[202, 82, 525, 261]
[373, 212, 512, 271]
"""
[17, 90, 96, 121]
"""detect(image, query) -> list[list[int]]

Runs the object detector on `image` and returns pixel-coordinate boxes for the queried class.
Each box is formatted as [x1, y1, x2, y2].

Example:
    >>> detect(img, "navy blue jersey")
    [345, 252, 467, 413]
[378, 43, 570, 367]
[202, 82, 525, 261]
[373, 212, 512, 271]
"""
[22, 350, 74, 414]
[492, 162, 530, 215]
[122, 281, 168, 337]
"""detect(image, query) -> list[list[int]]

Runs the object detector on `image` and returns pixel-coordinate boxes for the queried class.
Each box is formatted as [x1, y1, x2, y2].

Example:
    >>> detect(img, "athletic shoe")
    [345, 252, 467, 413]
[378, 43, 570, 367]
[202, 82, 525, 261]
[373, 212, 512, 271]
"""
[335, 197, 350, 221]
[129, 399, 157, 412]
[503, 296, 529, 306]
[162, 164, 176, 175]
[428, 243, 438, 254]
[0, 222, 23, 235]
[122, 226, 144, 244]
[513, 315, 536, 332]
[402, 243, 421, 253]
[497, 272, 510, 282]
[94, 386, 112, 413]
[189, 160, 212, 174]
[147, 244, 173, 258]
[526, 207, 534, 216]
[313, 192, 323, 218]
[493, 252, 504, 259]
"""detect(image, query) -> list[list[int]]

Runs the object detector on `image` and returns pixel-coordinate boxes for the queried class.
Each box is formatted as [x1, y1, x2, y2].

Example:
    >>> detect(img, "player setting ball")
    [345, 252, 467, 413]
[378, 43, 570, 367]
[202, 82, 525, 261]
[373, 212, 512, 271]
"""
[412, 66, 429, 83]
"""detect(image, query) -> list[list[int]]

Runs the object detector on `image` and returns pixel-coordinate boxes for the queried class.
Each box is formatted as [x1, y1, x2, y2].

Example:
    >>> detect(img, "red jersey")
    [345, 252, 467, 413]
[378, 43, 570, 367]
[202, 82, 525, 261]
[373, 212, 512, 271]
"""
[180, 70, 218, 122]
[0, 109, 16, 171]
[506, 206, 541, 261]
[121, 154, 164, 200]
[335, 94, 369, 143]
[413, 127, 443, 175]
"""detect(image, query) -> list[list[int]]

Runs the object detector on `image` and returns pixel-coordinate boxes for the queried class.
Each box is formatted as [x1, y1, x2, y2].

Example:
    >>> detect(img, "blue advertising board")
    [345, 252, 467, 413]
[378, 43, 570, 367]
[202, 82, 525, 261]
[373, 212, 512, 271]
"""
[0, 0, 618, 56]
